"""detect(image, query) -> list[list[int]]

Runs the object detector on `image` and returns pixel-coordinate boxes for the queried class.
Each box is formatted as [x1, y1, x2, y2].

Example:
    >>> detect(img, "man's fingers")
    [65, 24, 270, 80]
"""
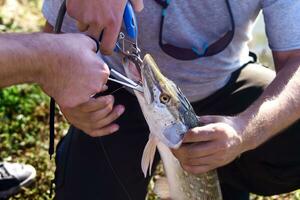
[181, 154, 219, 166]
[131, 0, 144, 12]
[93, 105, 125, 129]
[90, 104, 114, 123]
[99, 24, 120, 55]
[79, 95, 113, 113]
[183, 126, 218, 143]
[76, 21, 89, 32]
[87, 25, 104, 42]
[199, 115, 224, 124]
[182, 164, 213, 175]
[89, 124, 119, 137]
[172, 141, 219, 161]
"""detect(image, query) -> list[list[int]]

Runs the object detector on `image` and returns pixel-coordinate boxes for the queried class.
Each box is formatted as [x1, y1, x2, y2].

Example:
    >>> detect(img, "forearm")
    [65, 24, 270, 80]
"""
[238, 57, 300, 151]
[0, 33, 45, 88]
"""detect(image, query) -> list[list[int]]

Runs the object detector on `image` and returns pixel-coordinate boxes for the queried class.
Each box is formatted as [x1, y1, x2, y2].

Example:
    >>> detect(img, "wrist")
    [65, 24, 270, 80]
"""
[231, 114, 259, 153]
[24, 34, 44, 84]
[33, 33, 61, 89]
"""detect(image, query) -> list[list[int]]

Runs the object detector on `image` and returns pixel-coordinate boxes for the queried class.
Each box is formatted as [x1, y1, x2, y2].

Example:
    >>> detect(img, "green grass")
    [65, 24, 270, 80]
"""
[0, 0, 299, 199]
[0, 85, 68, 200]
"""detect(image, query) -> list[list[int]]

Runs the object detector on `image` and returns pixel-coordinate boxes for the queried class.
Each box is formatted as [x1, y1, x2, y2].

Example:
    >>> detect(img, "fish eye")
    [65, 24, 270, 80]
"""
[159, 93, 170, 104]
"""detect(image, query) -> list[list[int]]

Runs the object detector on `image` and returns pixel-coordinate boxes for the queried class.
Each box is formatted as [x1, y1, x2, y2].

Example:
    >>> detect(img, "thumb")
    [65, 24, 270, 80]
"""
[131, 0, 144, 12]
[198, 115, 225, 124]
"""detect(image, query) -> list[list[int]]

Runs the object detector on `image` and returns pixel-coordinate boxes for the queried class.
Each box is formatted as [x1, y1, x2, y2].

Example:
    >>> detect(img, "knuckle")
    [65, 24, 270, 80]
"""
[66, 1, 76, 17]
[101, 68, 110, 78]
[89, 16, 102, 26]
[92, 84, 102, 94]
[97, 63, 110, 77]
[215, 130, 226, 139]
[218, 142, 228, 151]
[105, 105, 114, 113]
[106, 15, 117, 27]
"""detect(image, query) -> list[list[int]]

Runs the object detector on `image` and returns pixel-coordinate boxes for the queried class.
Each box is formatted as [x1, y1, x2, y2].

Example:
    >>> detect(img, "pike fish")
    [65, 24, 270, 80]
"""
[123, 54, 223, 200]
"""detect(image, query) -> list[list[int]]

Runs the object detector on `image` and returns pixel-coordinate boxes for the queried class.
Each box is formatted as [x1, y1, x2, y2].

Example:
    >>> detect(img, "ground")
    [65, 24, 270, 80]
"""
[0, 0, 299, 199]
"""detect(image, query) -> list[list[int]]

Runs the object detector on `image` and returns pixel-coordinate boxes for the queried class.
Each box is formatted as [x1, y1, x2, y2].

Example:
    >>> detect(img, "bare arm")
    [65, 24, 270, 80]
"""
[173, 50, 300, 174]
[0, 33, 42, 88]
[0, 32, 110, 108]
[238, 50, 300, 150]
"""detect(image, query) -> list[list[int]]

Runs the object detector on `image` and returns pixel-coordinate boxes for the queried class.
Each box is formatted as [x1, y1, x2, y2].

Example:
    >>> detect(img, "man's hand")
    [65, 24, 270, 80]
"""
[66, 0, 144, 55]
[40, 33, 109, 109]
[60, 94, 125, 137]
[172, 116, 248, 175]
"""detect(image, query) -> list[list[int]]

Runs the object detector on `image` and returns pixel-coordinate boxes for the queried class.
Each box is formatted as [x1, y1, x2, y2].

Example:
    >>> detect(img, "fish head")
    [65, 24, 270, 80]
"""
[124, 54, 198, 149]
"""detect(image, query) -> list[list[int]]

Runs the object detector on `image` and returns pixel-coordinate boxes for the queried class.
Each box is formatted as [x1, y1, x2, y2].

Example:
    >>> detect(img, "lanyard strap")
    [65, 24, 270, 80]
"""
[49, 0, 67, 160]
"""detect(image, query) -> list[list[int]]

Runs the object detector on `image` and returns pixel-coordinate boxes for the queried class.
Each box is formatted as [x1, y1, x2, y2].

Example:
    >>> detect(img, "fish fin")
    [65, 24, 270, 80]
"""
[153, 176, 171, 200]
[141, 134, 157, 177]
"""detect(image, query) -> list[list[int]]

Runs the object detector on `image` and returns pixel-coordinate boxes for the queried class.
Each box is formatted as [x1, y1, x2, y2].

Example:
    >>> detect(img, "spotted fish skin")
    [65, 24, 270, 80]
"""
[156, 89, 222, 200]
[157, 143, 222, 200]
[123, 54, 223, 200]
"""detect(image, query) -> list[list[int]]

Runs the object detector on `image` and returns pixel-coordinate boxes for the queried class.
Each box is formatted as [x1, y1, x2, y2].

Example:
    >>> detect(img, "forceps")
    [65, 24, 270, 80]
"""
[108, 68, 143, 93]
[107, 2, 144, 93]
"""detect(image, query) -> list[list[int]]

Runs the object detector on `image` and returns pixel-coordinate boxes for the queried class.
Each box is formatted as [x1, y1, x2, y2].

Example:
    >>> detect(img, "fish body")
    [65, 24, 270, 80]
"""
[123, 54, 222, 200]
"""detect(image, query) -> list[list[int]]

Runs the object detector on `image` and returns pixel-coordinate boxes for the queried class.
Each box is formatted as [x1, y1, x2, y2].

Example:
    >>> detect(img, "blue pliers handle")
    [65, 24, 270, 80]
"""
[123, 2, 138, 40]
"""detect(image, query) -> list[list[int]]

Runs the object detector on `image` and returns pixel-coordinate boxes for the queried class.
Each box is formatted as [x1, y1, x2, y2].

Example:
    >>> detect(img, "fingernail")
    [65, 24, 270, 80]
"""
[105, 95, 113, 103]
[102, 85, 108, 91]
[111, 125, 119, 133]
[117, 106, 125, 115]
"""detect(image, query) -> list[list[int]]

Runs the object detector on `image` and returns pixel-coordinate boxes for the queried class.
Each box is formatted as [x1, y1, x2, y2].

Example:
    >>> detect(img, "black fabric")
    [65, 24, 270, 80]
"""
[54, 63, 300, 200]
[54, 82, 158, 200]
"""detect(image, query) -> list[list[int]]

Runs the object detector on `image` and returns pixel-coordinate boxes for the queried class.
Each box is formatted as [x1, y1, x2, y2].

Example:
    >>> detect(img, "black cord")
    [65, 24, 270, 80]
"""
[49, 98, 55, 160]
[48, 0, 67, 198]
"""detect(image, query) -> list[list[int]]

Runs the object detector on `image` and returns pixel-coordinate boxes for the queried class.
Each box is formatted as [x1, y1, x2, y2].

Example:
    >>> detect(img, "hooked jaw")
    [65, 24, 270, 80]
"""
[126, 54, 193, 149]
[140, 54, 189, 148]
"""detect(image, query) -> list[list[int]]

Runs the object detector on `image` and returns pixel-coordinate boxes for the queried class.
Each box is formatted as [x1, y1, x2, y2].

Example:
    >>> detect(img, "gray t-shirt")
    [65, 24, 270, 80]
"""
[42, 0, 300, 102]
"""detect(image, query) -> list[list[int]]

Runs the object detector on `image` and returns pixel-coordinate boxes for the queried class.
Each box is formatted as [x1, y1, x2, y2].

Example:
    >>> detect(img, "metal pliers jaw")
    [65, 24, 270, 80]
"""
[115, 32, 143, 70]
[115, 2, 143, 70]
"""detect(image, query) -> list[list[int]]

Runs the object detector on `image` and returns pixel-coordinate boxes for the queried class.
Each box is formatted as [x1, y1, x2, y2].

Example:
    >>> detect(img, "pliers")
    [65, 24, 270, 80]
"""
[108, 2, 144, 93]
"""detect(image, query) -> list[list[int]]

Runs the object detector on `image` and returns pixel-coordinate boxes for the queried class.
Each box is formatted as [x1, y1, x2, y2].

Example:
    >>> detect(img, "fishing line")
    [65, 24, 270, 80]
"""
[96, 138, 133, 200]
[109, 85, 126, 95]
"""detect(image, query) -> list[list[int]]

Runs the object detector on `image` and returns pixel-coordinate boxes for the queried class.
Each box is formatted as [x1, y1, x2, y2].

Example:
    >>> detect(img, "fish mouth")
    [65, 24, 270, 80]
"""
[125, 59, 143, 83]
[124, 54, 162, 103]
[124, 55, 188, 148]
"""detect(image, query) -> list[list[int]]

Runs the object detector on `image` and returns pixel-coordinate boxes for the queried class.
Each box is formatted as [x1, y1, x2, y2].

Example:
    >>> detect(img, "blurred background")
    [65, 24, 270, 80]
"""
[0, 0, 298, 199]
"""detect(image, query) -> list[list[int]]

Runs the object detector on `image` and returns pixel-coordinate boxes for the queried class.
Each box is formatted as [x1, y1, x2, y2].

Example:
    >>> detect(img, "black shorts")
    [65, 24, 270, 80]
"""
[54, 63, 300, 200]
